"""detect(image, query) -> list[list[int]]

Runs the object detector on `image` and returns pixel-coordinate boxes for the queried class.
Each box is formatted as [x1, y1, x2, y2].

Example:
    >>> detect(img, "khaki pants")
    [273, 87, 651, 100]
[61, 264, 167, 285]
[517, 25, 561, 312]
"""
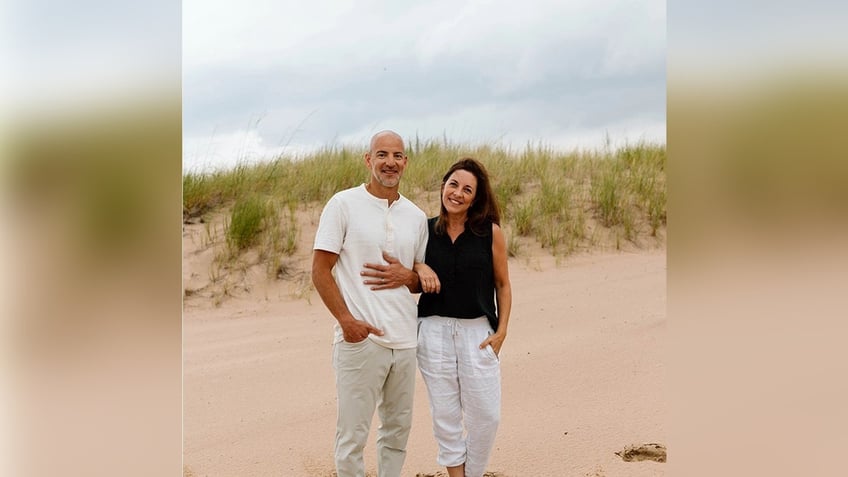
[333, 338, 416, 477]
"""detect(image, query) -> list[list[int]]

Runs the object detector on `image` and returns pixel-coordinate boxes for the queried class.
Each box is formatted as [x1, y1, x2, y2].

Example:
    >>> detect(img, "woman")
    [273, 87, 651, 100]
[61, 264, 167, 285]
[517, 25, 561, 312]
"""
[414, 158, 513, 477]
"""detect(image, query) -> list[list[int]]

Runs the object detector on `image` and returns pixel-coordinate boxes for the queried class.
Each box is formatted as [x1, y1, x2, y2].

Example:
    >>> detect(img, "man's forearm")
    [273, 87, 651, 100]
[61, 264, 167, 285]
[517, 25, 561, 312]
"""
[404, 267, 421, 293]
[312, 267, 355, 325]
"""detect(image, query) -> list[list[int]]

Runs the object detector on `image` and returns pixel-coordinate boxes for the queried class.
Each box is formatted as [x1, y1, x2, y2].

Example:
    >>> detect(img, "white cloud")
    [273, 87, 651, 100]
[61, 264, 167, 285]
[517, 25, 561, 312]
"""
[183, 0, 667, 171]
[183, 0, 357, 69]
[336, 100, 665, 153]
[183, 129, 317, 173]
[414, 0, 664, 77]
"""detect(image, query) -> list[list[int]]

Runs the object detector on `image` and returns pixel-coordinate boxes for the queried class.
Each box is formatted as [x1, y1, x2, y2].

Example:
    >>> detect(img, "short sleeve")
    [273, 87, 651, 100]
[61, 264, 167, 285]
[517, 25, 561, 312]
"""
[313, 195, 345, 254]
[414, 215, 428, 264]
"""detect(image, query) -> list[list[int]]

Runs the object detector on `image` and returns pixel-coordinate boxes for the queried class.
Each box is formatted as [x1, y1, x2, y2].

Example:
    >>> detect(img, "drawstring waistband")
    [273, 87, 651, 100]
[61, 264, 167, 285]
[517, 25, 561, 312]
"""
[421, 315, 490, 337]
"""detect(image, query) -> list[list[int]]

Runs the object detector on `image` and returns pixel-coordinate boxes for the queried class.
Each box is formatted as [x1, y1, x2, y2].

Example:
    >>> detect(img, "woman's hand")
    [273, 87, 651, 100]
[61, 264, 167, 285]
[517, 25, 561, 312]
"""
[413, 262, 441, 293]
[480, 331, 506, 357]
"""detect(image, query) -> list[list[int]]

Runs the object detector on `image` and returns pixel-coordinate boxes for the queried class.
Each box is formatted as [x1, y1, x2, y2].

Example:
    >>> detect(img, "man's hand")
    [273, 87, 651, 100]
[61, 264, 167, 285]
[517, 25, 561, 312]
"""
[361, 251, 416, 290]
[340, 317, 384, 343]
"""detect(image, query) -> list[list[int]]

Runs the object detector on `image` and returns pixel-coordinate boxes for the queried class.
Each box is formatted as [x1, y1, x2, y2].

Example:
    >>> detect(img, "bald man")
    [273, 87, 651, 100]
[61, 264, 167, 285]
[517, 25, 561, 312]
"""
[312, 131, 428, 477]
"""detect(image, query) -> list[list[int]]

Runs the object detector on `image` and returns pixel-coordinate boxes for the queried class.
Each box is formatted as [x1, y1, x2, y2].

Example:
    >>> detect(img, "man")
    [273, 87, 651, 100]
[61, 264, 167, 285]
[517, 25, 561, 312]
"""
[312, 130, 427, 477]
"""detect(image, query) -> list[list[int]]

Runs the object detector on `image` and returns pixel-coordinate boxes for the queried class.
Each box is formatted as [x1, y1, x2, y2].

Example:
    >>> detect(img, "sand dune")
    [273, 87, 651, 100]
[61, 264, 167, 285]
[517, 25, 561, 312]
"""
[183, 217, 666, 477]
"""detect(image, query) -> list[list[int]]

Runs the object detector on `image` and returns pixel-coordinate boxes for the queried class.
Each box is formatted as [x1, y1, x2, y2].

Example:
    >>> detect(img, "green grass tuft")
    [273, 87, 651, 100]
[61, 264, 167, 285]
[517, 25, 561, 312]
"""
[226, 195, 269, 251]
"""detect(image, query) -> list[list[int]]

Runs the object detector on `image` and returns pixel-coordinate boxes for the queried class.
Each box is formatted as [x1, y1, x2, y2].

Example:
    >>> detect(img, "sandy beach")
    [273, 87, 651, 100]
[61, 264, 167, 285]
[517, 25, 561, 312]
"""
[183, 213, 666, 477]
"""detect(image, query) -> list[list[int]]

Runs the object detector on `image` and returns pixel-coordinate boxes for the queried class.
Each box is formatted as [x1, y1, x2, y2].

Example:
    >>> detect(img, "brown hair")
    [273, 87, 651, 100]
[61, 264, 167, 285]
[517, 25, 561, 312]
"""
[434, 157, 501, 236]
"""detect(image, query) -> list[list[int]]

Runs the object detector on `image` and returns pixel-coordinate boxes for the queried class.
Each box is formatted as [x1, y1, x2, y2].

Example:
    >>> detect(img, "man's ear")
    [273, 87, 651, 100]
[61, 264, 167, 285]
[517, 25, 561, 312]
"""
[364, 152, 372, 168]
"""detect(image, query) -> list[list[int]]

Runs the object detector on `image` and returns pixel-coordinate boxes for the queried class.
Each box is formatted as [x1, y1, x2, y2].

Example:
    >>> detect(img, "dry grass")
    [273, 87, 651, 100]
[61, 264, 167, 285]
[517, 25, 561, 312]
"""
[183, 138, 666, 304]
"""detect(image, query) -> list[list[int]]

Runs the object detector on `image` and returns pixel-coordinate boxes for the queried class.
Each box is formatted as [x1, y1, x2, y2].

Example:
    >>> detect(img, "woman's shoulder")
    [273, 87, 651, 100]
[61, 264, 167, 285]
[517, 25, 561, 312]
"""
[470, 219, 495, 237]
[490, 222, 505, 242]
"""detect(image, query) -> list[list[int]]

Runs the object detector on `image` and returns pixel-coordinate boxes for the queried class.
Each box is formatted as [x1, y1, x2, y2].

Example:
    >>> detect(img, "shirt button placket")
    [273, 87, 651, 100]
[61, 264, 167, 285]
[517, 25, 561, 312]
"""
[384, 207, 395, 256]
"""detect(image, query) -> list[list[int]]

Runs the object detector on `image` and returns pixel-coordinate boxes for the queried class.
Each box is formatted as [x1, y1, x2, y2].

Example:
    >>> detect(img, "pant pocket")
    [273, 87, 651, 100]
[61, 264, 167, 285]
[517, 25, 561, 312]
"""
[416, 319, 443, 373]
[483, 343, 499, 361]
[341, 336, 370, 346]
[484, 329, 499, 361]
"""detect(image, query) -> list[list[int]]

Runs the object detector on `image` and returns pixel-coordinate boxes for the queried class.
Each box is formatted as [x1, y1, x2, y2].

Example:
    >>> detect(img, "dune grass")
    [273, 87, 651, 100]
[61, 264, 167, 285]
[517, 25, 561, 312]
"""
[226, 195, 269, 251]
[184, 138, 665, 289]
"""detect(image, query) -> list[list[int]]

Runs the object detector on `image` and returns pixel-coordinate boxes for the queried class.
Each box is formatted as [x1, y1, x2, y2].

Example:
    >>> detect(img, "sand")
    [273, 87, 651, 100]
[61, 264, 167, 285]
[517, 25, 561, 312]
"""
[183, 215, 666, 477]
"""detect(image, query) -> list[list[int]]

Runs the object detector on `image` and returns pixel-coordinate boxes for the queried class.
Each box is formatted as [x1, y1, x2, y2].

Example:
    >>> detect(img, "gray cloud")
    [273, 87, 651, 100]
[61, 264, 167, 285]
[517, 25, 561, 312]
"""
[183, 0, 665, 170]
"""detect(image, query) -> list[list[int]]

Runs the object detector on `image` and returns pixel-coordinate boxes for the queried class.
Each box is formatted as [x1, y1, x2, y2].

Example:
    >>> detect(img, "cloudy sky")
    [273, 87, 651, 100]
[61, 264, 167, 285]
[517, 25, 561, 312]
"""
[183, 0, 666, 172]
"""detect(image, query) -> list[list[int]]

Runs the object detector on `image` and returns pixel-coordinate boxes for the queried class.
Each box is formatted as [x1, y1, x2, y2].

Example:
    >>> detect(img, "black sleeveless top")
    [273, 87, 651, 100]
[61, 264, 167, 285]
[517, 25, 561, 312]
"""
[417, 217, 499, 331]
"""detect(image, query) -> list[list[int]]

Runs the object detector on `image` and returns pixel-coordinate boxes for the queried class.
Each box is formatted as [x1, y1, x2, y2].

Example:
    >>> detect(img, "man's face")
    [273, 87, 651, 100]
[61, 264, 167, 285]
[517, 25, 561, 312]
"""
[365, 135, 407, 189]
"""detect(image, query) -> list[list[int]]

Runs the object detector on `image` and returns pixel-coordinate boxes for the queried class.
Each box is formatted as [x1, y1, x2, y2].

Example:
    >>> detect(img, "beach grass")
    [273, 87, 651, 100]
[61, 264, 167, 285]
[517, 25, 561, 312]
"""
[184, 138, 665, 281]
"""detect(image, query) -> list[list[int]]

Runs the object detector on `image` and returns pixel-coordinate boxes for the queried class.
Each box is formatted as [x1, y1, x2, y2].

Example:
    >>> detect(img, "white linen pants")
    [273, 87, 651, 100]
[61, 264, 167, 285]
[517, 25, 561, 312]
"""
[417, 316, 501, 477]
[333, 337, 416, 477]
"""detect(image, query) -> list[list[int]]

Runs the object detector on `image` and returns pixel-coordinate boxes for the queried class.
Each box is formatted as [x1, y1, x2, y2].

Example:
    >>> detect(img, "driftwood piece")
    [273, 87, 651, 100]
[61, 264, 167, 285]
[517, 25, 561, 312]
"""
[615, 442, 667, 462]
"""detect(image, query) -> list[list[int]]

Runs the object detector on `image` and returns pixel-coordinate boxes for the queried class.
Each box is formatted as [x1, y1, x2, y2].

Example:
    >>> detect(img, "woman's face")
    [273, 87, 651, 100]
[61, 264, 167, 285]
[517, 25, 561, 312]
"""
[441, 169, 478, 216]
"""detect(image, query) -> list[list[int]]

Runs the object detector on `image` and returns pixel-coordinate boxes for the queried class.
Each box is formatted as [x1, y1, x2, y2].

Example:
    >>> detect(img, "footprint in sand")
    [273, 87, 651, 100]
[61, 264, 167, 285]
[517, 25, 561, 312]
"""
[615, 442, 667, 463]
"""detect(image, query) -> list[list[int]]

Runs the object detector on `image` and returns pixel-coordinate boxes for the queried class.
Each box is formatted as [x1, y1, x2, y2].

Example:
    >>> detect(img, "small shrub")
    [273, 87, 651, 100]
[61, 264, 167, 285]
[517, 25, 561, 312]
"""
[591, 164, 627, 227]
[494, 174, 522, 210]
[227, 196, 268, 251]
[183, 173, 217, 219]
[647, 186, 667, 236]
[510, 199, 536, 237]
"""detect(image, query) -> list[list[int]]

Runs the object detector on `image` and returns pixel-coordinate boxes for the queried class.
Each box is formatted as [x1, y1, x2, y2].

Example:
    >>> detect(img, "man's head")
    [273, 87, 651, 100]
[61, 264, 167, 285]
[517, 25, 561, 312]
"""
[365, 130, 407, 190]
